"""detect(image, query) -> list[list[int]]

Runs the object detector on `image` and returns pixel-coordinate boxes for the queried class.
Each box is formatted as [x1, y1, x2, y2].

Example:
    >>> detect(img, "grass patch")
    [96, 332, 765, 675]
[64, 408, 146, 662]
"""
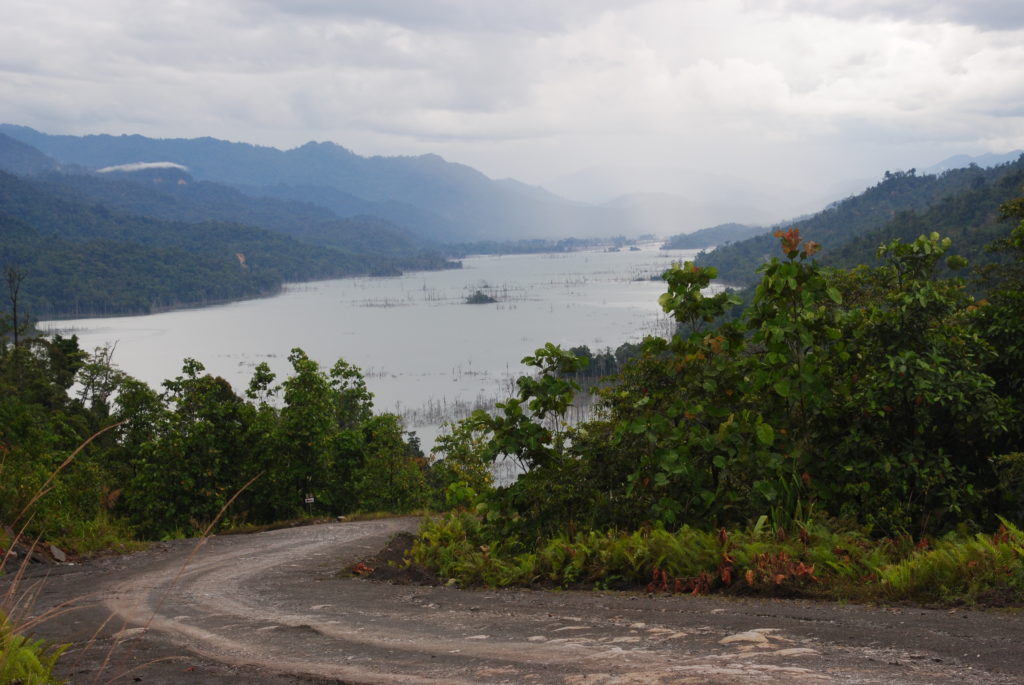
[49, 511, 147, 557]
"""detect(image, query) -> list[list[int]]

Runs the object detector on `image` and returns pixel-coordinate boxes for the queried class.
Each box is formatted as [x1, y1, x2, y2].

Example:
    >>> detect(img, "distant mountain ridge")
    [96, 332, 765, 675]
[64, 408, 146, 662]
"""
[0, 169, 314, 317]
[923, 151, 1024, 176]
[5, 122, 1022, 318]
[0, 133, 60, 175]
[661, 223, 766, 250]
[0, 124, 677, 243]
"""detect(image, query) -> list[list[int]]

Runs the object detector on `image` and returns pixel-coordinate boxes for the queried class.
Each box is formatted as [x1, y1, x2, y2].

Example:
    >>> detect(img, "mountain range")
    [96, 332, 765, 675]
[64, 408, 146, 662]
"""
[0, 124, 726, 242]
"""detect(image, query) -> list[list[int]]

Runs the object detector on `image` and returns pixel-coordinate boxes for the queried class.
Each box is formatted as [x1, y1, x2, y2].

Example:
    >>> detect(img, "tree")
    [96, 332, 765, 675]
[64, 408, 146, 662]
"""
[972, 200, 1024, 521]
[353, 414, 430, 513]
[429, 420, 495, 509]
[125, 359, 258, 537]
[817, 233, 1009, 532]
[275, 349, 340, 517]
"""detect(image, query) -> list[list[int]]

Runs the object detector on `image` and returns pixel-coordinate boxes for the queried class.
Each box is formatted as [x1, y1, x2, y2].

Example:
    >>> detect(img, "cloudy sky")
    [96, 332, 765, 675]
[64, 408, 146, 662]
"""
[2, 0, 1023, 220]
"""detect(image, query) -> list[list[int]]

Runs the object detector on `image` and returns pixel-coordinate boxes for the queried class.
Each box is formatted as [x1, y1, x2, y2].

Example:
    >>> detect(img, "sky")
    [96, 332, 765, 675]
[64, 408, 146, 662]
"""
[2, 0, 1023, 221]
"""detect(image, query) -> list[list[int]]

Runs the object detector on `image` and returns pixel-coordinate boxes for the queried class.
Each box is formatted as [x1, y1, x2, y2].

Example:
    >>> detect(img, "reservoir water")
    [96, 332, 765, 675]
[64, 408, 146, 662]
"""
[43, 244, 700, 450]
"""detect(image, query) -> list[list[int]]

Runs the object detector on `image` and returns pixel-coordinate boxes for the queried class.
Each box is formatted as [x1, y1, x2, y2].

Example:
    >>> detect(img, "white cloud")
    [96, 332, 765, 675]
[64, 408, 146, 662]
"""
[97, 162, 190, 173]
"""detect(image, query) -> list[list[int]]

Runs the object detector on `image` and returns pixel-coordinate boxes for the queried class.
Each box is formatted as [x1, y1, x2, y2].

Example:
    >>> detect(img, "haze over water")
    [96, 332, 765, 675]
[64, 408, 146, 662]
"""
[44, 245, 699, 449]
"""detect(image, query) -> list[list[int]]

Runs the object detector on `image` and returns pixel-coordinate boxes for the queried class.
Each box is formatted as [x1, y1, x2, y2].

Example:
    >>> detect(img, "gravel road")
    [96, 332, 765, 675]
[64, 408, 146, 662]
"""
[8, 517, 1024, 684]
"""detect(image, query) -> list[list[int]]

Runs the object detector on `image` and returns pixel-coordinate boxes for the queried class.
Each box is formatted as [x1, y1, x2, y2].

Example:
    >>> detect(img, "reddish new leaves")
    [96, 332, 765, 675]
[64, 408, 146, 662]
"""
[773, 227, 821, 258]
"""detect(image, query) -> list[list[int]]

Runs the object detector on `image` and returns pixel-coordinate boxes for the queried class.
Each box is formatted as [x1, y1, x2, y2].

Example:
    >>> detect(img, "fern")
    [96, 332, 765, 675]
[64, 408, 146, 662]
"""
[0, 610, 66, 685]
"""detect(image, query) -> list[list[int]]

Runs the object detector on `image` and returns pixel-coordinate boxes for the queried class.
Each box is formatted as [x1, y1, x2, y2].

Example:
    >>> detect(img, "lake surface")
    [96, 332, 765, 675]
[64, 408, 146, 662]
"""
[43, 244, 700, 450]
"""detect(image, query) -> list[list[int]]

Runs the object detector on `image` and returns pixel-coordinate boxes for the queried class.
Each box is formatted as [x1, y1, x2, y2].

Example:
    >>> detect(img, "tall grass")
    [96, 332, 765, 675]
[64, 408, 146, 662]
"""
[2, 523, 72, 684]
[0, 422, 126, 684]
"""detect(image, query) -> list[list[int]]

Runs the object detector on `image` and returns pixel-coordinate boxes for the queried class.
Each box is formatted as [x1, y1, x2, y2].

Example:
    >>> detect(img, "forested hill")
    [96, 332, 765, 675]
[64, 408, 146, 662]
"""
[697, 158, 1024, 286]
[0, 170, 453, 319]
[826, 163, 1024, 272]
[30, 166, 437, 260]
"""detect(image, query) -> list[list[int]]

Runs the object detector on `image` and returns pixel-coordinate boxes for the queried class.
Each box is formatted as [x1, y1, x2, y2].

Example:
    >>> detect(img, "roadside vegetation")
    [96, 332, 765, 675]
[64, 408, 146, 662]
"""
[415, 199, 1024, 605]
[411, 511, 1024, 606]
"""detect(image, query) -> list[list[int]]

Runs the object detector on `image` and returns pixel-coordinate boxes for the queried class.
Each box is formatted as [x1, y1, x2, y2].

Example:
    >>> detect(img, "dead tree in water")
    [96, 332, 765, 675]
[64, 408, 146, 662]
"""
[4, 265, 26, 348]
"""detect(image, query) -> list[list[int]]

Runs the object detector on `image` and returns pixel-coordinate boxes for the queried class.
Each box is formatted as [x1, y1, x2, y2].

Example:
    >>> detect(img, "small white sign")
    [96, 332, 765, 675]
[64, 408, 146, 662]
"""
[304, 496, 315, 504]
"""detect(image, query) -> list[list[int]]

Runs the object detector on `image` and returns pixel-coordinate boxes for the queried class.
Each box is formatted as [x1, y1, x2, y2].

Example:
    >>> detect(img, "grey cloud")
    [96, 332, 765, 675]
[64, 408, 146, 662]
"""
[749, 0, 1024, 31]
[2, 0, 1022, 218]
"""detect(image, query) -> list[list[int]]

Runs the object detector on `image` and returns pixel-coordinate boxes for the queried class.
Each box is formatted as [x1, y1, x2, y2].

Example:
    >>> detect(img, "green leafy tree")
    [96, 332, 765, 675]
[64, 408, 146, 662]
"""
[475, 343, 587, 473]
[330, 358, 374, 429]
[741, 231, 844, 515]
[463, 344, 589, 538]
[969, 201, 1024, 523]
[818, 233, 1009, 532]
[276, 349, 340, 516]
[428, 419, 495, 509]
[0, 331, 107, 536]
[353, 414, 430, 513]
[125, 359, 257, 537]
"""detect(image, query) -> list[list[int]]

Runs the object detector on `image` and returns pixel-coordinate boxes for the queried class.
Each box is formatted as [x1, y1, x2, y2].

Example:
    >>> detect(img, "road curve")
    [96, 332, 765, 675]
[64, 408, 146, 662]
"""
[14, 518, 1024, 683]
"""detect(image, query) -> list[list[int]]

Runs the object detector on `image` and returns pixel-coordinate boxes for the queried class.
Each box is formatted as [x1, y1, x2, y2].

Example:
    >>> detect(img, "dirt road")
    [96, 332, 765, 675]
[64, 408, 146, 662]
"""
[10, 518, 1024, 683]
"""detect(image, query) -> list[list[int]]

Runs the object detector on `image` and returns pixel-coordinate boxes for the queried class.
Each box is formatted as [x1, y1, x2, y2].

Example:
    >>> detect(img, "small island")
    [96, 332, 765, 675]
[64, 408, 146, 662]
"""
[465, 289, 497, 304]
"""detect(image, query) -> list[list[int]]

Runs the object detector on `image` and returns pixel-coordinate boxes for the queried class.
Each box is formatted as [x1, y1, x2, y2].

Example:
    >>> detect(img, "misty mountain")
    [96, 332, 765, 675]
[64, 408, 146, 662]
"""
[600, 194, 764, 237]
[234, 181, 455, 241]
[0, 125, 708, 242]
[661, 223, 767, 250]
[923, 151, 1024, 176]
[543, 163, 820, 225]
